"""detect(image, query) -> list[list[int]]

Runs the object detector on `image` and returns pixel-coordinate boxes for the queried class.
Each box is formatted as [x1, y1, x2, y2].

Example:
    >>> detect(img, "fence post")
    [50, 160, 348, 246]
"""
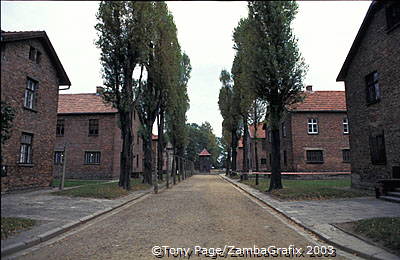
[59, 143, 67, 190]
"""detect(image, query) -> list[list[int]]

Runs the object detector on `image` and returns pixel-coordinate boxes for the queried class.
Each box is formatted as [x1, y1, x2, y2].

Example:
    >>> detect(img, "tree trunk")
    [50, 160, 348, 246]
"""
[231, 129, 238, 173]
[226, 148, 231, 176]
[254, 123, 259, 185]
[143, 123, 153, 185]
[157, 110, 164, 181]
[119, 111, 133, 190]
[268, 111, 283, 191]
[242, 114, 249, 180]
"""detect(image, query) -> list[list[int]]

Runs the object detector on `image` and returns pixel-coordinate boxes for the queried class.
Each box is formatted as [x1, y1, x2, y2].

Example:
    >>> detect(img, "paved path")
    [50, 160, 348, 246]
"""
[222, 175, 400, 260]
[6, 175, 355, 259]
[1, 186, 151, 255]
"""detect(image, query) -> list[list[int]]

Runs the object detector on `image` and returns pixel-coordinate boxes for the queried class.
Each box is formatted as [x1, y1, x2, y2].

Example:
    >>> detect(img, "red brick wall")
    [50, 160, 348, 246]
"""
[342, 5, 400, 189]
[54, 111, 144, 179]
[1, 39, 60, 191]
[290, 112, 350, 172]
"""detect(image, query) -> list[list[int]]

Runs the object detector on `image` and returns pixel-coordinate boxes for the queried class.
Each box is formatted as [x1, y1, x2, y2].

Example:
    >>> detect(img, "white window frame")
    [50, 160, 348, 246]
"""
[24, 78, 37, 109]
[343, 117, 349, 134]
[307, 118, 318, 134]
[19, 133, 33, 164]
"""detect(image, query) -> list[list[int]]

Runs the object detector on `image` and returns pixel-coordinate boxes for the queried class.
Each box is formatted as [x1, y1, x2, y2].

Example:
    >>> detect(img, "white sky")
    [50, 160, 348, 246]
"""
[1, 1, 371, 137]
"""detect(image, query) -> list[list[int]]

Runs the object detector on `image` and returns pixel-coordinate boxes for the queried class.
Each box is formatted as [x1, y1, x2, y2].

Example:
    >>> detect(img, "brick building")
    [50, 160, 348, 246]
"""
[237, 88, 351, 173]
[237, 123, 268, 171]
[337, 1, 400, 189]
[199, 149, 211, 173]
[1, 31, 71, 191]
[53, 87, 143, 179]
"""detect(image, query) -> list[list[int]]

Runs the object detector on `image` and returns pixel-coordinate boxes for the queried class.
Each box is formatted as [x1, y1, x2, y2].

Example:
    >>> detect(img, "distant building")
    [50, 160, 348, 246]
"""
[237, 87, 351, 173]
[237, 123, 268, 172]
[199, 149, 211, 173]
[337, 1, 400, 189]
[53, 87, 143, 179]
[1, 31, 71, 191]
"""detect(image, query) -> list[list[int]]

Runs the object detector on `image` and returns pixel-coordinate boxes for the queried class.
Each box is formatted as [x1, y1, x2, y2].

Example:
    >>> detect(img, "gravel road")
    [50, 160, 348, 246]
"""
[13, 175, 350, 259]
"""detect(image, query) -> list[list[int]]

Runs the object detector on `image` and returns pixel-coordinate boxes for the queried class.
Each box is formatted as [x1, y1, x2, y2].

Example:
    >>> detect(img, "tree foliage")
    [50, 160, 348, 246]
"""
[245, 1, 308, 190]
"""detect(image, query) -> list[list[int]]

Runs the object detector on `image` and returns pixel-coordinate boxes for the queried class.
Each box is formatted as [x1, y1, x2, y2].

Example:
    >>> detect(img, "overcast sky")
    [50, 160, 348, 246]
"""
[1, 1, 371, 137]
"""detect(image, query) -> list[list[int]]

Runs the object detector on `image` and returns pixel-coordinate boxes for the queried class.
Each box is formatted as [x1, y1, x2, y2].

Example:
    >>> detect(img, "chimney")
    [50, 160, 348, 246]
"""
[96, 86, 104, 95]
[306, 85, 313, 92]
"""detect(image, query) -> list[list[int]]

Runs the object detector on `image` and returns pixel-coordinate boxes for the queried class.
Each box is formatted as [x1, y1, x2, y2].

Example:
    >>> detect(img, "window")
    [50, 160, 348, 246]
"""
[306, 150, 323, 163]
[24, 78, 37, 110]
[369, 133, 386, 165]
[307, 118, 318, 134]
[19, 133, 33, 164]
[29, 46, 41, 63]
[260, 158, 267, 165]
[84, 152, 101, 164]
[342, 149, 350, 163]
[343, 117, 349, 134]
[283, 150, 287, 166]
[136, 154, 139, 168]
[56, 119, 65, 136]
[88, 119, 99, 136]
[54, 151, 64, 165]
[365, 71, 381, 105]
[386, 2, 400, 31]
[281, 122, 287, 137]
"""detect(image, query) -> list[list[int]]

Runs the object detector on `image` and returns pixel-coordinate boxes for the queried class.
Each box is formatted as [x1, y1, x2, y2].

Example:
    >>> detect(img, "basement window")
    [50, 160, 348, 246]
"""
[306, 150, 323, 164]
[84, 152, 101, 164]
[342, 149, 350, 163]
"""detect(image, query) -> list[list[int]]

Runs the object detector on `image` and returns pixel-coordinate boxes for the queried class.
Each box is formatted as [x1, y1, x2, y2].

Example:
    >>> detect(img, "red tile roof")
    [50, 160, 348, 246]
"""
[58, 94, 117, 114]
[199, 149, 211, 156]
[249, 123, 266, 139]
[289, 91, 346, 112]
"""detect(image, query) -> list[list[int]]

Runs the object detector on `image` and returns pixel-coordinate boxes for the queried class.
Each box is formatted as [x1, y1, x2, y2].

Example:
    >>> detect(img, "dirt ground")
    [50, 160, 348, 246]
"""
[13, 175, 351, 259]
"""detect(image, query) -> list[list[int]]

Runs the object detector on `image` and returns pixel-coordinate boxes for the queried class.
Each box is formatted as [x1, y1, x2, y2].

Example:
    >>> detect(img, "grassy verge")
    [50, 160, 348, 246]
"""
[51, 179, 150, 199]
[241, 179, 371, 201]
[51, 179, 109, 188]
[336, 217, 400, 255]
[1, 217, 36, 240]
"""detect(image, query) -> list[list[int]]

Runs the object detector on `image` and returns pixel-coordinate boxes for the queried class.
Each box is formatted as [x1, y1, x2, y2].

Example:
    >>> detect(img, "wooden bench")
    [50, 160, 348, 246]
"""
[375, 179, 400, 198]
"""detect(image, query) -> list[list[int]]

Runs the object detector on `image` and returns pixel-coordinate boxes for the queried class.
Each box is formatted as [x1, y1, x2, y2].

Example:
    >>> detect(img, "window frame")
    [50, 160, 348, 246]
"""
[260, 158, 267, 165]
[369, 133, 387, 165]
[84, 151, 101, 165]
[54, 151, 64, 165]
[342, 149, 350, 163]
[306, 149, 324, 164]
[56, 119, 65, 136]
[365, 71, 381, 105]
[343, 117, 349, 134]
[281, 122, 287, 138]
[19, 133, 33, 164]
[307, 118, 319, 134]
[24, 78, 38, 110]
[88, 119, 99, 136]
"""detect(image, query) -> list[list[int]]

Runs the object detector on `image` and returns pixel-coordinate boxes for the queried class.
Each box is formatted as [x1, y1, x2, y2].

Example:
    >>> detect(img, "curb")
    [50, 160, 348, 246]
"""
[1, 182, 172, 258]
[220, 175, 398, 260]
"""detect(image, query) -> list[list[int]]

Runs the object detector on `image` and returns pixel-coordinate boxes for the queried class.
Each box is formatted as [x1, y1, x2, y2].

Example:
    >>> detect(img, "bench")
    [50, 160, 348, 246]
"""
[375, 179, 400, 198]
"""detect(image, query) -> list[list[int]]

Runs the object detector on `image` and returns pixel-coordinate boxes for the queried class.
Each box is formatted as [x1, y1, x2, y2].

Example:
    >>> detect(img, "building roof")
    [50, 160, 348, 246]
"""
[1, 30, 71, 86]
[289, 91, 347, 112]
[249, 123, 266, 139]
[58, 93, 117, 114]
[199, 148, 211, 156]
[336, 1, 382, 81]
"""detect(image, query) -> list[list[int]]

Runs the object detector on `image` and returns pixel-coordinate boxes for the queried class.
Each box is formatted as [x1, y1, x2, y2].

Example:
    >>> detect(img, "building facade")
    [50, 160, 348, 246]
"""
[337, 1, 400, 189]
[237, 88, 351, 173]
[53, 87, 143, 179]
[1, 31, 71, 191]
